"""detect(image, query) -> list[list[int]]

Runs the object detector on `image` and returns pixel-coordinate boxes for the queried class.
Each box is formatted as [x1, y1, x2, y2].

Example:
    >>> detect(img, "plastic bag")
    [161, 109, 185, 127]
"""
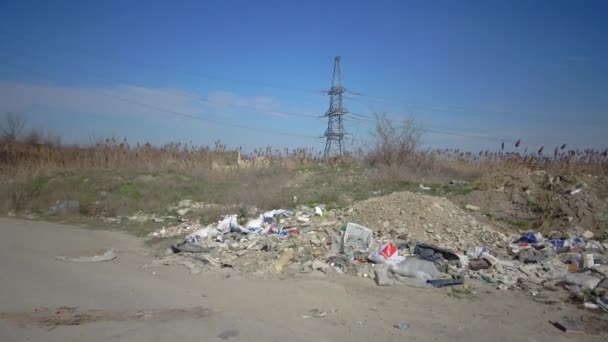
[389, 258, 440, 280]
[217, 215, 240, 234]
[541, 259, 568, 280]
[514, 232, 543, 245]
[245, 218, 263, 230]
[185, 226, 219, 243]
[465, 246, 488, 259]
[565, 273, 601, 290]
[262, 209, 291, 221]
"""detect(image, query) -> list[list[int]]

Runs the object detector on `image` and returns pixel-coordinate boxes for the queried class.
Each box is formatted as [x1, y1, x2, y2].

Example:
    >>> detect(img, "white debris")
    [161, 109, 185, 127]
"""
[465, 204, 481, 211]
[55, 249, 116, 263]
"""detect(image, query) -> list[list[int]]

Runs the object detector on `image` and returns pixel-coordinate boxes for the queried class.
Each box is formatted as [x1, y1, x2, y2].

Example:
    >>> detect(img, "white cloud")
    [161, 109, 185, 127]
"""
[0, 81, 285, 119]
[0, 82, 206, 117]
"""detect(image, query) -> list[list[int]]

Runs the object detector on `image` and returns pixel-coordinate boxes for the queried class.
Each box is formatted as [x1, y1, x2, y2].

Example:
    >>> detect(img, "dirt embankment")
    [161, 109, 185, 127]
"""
[451, 170, 608, 238]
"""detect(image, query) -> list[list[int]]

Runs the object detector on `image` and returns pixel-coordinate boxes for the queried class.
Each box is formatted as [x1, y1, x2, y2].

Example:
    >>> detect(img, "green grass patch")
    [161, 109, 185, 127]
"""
[117, 182, 143, 200]
[30, 175, 50, 193]
[431, 183, 475, 196]
[503, 218, 530, 229]
[486, 215, 531, 229]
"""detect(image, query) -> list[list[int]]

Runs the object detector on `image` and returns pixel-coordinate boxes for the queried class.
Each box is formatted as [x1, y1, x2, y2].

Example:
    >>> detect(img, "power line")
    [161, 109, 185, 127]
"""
[334, 111, 507, 141]
[0, 30, 325, 96]
[1, 59, 321, 140]
[2, 30, 591, 130]
[348, 91, 506, 116]
[0, 30, 521, 117]
[0, 39, 579, 147]
[4, 49, 325, 121]
[1, 57, 575, 148]
[337, 109, 563, 145]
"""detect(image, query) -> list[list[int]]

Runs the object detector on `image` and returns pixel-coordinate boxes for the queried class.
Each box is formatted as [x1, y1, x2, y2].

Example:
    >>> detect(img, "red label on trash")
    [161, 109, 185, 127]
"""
[380, 242, 397, 259]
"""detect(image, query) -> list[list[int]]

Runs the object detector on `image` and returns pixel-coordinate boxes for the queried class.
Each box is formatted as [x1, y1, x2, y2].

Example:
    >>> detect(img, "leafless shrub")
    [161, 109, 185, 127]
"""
[0, 112, 26, 143]
[368, 113, 423, 165]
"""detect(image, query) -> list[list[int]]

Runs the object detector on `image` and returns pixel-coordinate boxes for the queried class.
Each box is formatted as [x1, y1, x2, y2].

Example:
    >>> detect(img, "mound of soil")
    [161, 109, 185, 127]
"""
[452, 170, 608, 237]
[339, 191, 509, 250]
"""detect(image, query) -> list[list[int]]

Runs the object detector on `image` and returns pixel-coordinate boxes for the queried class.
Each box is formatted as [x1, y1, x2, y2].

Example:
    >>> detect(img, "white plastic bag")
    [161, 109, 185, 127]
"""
[262, 209, 289, 220]
[217, 215, 239, 234]
[389, 258, 440, 280]
[245, 218, 263, 229]
[565, 273, 601, 290]
[186, 226, 219, 243]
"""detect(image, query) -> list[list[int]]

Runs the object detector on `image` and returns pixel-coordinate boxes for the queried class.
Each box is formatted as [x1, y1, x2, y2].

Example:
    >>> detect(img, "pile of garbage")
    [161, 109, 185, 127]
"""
[147, 191, 608, 313]
[150, 207, 468, 287]
[471, 231, 608, 311]
[150, 220, 202, 238]
[149, 205, 337, 276]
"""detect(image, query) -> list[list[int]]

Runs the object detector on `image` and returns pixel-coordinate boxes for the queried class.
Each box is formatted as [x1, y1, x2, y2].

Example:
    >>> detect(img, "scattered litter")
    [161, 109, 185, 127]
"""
[582, 230, 594, 240]
[517, 248, 545, 264]
[583, 302, 599, 310]
[55, 249, 116, 263]
[217, 329, 239, 340]
[368, 242, 405, 265]
[262, 209, 291, 221]
[186, 227, 219, 243]
[171, 242, 212, 254]
[427, 277, 464, 288]
[151, 220, 202, 238]
[414, 243, 460, 262]
[419, 184, 431, 191]
[514, 232, 543, 245]
[49, 200, 80, 213]
[394, 321, 411, 330]
[582, 253, 595, 268]
[297, 216, 310, 223]
[548, 239, 566, 249]
[465, 246, 488, 259]
[551, 320, 585, 334]
[244, 218, 263, 230]
[389, 258, 440, 281]
[468, 258, 491, 270]
[314, 205, 325, 216]
[342, 222, 373, 253]
[564, 273, 601, 290]
[217, 215, 240, 234]
[465, 204, 480, 211]
[596, 295, 608, 312]
[301, 308, 336, 319]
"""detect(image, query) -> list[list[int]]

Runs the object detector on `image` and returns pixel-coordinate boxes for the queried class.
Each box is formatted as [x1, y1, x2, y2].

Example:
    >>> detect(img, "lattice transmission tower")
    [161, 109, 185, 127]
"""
[322, 56, 348, 158]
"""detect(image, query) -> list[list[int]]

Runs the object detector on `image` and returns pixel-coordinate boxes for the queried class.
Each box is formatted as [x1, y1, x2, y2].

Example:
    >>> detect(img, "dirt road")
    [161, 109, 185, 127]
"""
[0, 218, 603, 341]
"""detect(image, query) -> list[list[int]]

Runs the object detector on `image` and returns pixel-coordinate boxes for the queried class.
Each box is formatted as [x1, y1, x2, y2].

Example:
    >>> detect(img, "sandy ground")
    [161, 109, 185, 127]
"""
[0, 217, 604, 341]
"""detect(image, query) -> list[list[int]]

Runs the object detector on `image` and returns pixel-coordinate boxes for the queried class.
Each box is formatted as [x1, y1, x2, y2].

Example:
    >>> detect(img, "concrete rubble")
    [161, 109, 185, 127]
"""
[146, 191, 608, 313]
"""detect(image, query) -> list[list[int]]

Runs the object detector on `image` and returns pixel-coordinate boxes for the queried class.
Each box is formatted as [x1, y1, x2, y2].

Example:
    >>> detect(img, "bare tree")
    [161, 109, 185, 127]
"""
[369, 113, 423, 165]
[1, 112, 26, 143]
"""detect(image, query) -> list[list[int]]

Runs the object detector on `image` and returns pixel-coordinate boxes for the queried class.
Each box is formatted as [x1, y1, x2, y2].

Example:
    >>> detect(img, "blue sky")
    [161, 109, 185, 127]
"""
[0, 0, 606, 152]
